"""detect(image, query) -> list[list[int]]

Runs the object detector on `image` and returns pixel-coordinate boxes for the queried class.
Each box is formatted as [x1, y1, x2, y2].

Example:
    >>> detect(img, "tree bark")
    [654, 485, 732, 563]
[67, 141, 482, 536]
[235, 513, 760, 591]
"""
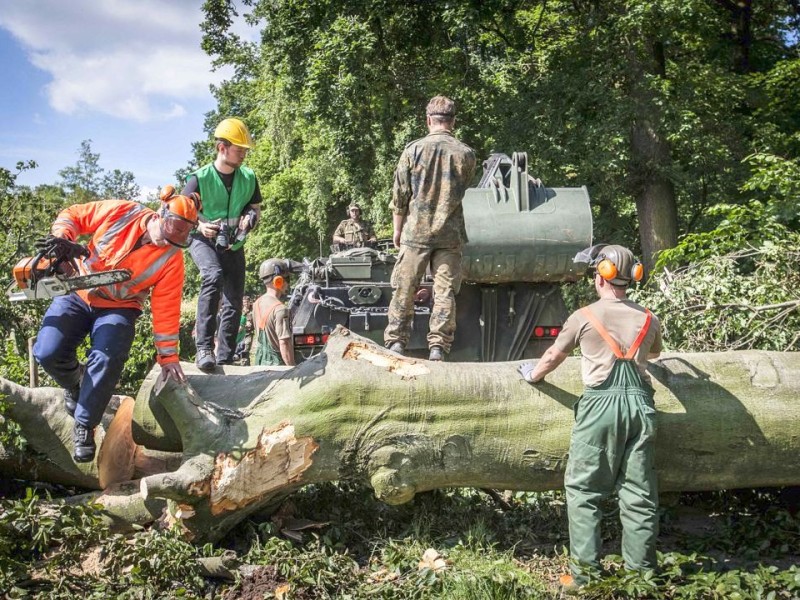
[2, 328, 800, 542]
[628, 40, 679, 274]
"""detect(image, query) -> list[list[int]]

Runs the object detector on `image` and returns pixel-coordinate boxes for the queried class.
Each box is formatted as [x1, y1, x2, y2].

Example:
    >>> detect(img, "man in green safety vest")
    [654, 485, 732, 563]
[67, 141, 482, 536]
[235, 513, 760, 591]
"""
[519, 244, 663, 593]
[183, 117, 262, 372]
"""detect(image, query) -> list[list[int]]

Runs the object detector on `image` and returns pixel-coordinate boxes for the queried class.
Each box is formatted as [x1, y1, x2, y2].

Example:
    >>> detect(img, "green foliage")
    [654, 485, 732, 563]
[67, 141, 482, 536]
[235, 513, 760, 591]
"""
[0, 392, 26, 452]
[0, 489, 107, 596]
[633, 148, 800, 351]
[100, 528, 209, 594]
[0, 484, 796, 598]
[195, 0, 800, 276]
[0, 162, 61, 355]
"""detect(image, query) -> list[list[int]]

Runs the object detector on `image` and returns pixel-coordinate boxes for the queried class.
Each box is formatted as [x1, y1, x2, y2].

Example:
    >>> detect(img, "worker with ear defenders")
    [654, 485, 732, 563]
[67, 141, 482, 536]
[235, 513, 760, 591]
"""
[252, 258, 295, 366]
[33, 186, 200, 463]
[518, 244, 663, 593]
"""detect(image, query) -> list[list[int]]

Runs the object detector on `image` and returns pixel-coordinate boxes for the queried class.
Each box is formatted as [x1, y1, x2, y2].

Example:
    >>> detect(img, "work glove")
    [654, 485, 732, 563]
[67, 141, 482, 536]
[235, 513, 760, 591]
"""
[35, 235, 90, 261]
[517, 361, 537, 384]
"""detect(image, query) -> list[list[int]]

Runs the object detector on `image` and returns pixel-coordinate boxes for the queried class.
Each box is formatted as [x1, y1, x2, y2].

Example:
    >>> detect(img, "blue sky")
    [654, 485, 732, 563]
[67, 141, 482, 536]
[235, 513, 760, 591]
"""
[0, 1, 250, 199]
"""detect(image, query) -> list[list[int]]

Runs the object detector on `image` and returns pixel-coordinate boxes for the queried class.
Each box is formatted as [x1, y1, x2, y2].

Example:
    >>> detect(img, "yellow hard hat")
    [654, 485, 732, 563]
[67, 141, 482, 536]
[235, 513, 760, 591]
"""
[214, 117, 254, 149]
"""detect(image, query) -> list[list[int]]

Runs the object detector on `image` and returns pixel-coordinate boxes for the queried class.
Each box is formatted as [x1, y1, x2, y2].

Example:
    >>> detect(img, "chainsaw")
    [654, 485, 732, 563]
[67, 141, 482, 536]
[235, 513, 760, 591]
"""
[7, 250, 131, 302]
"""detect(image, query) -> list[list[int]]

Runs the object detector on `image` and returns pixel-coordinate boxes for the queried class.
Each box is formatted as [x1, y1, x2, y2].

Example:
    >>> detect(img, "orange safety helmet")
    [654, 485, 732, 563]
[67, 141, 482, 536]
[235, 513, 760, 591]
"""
[159, 185, 201, 248]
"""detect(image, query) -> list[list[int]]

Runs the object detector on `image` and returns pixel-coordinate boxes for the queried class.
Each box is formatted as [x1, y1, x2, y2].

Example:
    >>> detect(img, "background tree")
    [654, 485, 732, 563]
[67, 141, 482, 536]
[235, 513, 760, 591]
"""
[196, 0, 798, 274]
[59, 139, 140, 202]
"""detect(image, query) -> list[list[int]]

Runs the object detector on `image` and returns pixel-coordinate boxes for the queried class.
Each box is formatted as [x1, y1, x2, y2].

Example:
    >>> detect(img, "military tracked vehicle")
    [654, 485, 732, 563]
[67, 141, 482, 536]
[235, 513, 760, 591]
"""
[287, 152, 593, 363]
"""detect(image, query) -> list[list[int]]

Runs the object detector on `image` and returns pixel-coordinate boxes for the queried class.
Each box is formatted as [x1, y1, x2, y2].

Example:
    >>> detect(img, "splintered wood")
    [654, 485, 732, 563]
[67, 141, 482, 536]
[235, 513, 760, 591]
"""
[342, 341, 430, 378]
[210, 422, 318, 515]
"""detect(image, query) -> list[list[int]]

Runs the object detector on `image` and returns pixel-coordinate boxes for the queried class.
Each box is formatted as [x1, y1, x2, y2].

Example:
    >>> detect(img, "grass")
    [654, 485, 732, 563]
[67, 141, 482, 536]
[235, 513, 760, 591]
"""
[0, 483, 798, 599]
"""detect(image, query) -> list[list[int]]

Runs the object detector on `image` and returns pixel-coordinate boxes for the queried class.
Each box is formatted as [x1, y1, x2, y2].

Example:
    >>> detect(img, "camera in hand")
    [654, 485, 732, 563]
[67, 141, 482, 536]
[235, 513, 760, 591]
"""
[215, 223, 232, 250]
[234, 207, 258, 244]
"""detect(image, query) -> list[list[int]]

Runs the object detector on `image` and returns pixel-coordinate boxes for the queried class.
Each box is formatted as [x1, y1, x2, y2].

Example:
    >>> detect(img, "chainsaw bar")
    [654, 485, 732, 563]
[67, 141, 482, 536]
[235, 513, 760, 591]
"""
[7, 269, 131, 302]
[63, 270, 132, 292]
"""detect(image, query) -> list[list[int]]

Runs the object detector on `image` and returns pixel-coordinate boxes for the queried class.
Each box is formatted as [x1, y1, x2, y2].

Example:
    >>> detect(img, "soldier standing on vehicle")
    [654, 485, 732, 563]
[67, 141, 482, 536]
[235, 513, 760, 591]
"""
[33, 187, 199, 462]
[183, 117, 262, 372]
[518, 244, 662, 593]
[384, 95, 476, 361]
[252, 259, 296, 366]
[332, 203, 377, 248]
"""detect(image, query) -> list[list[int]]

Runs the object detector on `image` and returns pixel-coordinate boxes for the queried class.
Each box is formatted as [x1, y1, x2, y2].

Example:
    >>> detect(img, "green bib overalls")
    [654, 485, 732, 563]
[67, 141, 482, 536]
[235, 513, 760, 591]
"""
[565, 308, 659, 583]
[253, 298, 284, 366]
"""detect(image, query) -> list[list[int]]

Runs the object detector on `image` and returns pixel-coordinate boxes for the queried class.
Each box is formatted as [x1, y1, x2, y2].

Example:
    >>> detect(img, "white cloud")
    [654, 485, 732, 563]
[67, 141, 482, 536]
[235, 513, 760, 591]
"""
[136, 185, 163, 203]
[0, 0, 246, 121]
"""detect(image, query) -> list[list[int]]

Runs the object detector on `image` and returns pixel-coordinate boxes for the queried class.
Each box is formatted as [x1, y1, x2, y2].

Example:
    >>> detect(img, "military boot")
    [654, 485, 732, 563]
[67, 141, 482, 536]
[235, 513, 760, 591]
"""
[428, 346, 444, 362]
[388, 342, 405, 355]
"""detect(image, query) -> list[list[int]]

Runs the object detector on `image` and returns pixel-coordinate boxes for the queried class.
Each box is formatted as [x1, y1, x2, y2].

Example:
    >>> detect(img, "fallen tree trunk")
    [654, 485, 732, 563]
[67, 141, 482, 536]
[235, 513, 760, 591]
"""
[2, 328, 799, 542]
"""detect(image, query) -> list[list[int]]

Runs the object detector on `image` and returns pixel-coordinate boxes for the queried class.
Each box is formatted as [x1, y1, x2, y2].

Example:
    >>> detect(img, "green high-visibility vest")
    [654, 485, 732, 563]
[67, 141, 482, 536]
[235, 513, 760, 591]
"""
[190, 164, 256, 251]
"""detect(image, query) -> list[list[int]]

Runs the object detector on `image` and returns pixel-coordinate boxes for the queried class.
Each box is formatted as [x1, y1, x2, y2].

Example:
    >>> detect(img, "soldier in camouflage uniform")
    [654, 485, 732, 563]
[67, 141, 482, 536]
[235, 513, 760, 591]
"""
[384, 95, 476, 361]
[332, 203, 377, 248]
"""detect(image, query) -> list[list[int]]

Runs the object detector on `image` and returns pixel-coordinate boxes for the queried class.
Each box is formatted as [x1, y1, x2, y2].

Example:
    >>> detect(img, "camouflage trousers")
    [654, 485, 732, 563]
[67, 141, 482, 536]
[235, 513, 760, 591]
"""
[384, 245, 462, 352]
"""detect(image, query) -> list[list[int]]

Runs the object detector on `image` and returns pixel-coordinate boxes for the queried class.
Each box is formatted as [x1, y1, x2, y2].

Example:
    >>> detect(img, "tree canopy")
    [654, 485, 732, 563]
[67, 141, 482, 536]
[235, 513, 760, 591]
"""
[196, 0, 799, 273]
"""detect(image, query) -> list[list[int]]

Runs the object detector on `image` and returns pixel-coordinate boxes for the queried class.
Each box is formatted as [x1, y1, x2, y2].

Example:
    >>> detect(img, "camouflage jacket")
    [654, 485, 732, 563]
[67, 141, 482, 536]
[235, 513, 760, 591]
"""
[391, 131, 476, 249]
[333, 218, 376, 244]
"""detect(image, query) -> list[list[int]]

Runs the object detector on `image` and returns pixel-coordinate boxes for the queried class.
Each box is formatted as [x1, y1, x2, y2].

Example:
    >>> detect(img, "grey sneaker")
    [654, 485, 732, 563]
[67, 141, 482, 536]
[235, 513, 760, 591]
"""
[388, 342, 405, 355]
[72, 422, 96, 463]
[63, 385, 79, 418]
[196, 348, 216, 372]
[428, 346, 444, 362]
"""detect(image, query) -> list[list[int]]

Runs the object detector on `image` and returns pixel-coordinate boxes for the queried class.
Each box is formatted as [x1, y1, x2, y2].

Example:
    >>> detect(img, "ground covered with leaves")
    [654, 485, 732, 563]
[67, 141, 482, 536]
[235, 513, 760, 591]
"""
[0, 479, 798, 599]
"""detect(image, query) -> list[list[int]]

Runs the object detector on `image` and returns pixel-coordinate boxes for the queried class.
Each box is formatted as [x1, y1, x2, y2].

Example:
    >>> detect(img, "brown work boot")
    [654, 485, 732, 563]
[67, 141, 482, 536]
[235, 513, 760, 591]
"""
[428, 346, 444, 361]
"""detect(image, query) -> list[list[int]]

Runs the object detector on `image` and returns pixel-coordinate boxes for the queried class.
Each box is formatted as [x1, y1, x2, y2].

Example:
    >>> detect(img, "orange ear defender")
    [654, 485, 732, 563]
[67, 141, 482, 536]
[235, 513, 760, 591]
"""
[596, 258, 618, 281]
[631, 262, 644, 282]
[273, 275, 285, 290]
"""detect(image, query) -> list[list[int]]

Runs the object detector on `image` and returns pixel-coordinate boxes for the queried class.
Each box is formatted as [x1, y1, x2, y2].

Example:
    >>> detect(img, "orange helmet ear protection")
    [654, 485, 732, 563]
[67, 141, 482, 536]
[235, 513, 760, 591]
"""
[157, 185, 201, 248]
[575, 244, 643, 286]
[259, 259, 289, 290]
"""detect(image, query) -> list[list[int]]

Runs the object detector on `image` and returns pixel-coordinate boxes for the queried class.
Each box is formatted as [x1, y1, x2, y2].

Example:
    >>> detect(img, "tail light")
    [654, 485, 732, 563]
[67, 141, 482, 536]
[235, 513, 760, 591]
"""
[532, 326, 561, 339]
[293, 333, 330, 347]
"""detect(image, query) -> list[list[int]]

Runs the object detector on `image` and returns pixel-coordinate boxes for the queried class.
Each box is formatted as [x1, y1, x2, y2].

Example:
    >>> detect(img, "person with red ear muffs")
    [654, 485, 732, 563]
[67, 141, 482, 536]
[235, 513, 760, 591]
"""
[518, 243, 662, 593]
[252, 258, 295, 366]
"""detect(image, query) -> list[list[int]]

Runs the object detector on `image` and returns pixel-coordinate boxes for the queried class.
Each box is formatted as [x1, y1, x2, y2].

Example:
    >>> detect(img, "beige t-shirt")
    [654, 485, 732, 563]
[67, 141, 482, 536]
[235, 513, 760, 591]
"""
[554, 298, 663, 387]
[253, 294, 292, 354]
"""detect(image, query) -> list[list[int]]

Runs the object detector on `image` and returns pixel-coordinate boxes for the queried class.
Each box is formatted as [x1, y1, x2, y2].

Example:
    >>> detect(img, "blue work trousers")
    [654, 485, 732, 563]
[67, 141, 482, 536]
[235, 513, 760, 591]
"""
[189, 235, 246, 362]
[33, 294, 140, 429]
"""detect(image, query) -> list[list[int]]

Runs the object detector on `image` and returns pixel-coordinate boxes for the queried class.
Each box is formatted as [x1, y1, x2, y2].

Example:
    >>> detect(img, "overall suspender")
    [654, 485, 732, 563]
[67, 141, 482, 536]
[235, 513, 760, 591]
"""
[580, 307, 652, 359]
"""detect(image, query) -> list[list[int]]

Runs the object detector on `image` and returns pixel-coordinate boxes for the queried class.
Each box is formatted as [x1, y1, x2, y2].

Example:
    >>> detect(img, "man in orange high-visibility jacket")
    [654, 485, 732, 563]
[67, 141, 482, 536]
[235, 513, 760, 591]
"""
[33, 187, 199, 463]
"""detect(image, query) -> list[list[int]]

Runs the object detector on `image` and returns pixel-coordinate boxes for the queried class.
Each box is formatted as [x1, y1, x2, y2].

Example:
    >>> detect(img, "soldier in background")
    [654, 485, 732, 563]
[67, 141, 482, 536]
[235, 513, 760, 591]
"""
[332, 203, 377, 249]
[384, 95, 476, 361]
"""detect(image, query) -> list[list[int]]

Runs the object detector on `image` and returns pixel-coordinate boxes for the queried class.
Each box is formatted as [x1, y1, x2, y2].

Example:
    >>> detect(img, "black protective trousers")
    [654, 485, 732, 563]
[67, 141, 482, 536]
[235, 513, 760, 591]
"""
[189, 235, 246, 363]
